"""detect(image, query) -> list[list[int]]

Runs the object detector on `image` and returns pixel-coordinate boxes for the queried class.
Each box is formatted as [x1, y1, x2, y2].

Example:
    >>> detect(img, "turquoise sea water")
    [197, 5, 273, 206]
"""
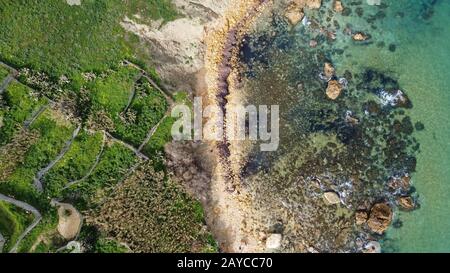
[331, 0, 450, 252]
[240, 0, 450, 252]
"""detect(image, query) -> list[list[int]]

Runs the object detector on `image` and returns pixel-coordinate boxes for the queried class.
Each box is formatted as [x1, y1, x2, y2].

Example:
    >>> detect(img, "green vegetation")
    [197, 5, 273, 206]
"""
[17, 211, 58, 253]
[85, 67, 168, 146]
[0, 201, 33, 252]
[142, 91, 190, 159]
[93, 163, 216, 253]
[64, 142, 137, 211]
[0, 109, 74, 209]
[114, 77, 168, 146]
[0, 66, 10, 80]
[0, 81, 48, 146]
[94, 237, 129, 253]
[43, 131, 104, 198]
[0, 1, 215, 254]
[125, 0, 179, 24]
[86, 66, 140, 120]
[0, 0, 178, 82]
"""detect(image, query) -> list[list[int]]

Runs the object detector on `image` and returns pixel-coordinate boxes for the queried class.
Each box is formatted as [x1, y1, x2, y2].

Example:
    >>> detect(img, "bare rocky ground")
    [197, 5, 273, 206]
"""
[121, 0, 231, 93]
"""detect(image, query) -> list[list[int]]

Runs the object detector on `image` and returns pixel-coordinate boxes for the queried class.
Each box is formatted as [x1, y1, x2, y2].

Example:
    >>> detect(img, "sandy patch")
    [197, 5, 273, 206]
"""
[121, 0, 231, 93]
[57, 203, 82, 240]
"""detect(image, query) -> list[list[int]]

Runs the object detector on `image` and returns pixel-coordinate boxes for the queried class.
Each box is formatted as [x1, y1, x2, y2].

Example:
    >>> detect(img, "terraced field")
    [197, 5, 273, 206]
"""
[0, 1, 214, 253]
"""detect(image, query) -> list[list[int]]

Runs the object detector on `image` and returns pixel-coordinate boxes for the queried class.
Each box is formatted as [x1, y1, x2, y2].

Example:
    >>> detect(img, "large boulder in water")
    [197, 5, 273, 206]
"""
[367, 203, 393, 234]
[398, 196, 415, 210]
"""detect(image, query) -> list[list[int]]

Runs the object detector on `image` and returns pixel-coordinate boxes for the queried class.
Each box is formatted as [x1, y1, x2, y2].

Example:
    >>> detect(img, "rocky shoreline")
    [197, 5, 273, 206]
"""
[128, 0, 423, 253]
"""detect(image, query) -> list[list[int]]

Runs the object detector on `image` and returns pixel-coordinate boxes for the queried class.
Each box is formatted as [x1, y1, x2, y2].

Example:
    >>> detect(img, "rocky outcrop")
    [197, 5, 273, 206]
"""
[326, 80, 343, 100]
[398, 196, 415, 210]
[284, 0, 323, 26]
[355, 210, 368, 225]
[388, 175, 411, 192]
[323, 191, 341, 205]
[367, 203, 393, 234]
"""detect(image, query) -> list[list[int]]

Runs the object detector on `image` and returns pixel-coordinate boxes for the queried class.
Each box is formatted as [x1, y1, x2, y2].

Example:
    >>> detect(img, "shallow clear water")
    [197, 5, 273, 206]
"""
[239, 0, 450, 252]
[329, 0, 450, 252]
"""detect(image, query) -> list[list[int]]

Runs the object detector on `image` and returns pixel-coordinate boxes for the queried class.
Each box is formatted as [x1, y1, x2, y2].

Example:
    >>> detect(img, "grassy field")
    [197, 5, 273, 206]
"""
[0, 81, 48, 146]
[113, 77, 168, 146]
[43, 131, 104, 198]
[86, 66, 140, 119]
[63, 142, 137, 211]
[85, 67, 168, 146]
[0, 201, 33, 252]
[0, 0, 178, 83]
[0, 66, 10, 80]
[0, 1, 217, 253]
[142, 92, 190, 162]
[0, 108, 74, 209]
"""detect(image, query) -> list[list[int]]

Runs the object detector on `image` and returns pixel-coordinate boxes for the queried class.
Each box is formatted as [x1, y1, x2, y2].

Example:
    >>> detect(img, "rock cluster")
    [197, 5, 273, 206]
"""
[367, 203, 393, 234]
[284, 0, 322, 26]
[355, 210, 368, 225]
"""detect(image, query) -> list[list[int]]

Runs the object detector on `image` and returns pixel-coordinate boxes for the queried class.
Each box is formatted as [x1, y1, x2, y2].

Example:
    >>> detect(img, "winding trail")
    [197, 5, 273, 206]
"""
[123, 61, 175, 104]
[121, 73, 143, 115]
[33, 125, 82, 192]
[0, 193, 42, 253]
[0, 60, 172, 252]
[0, 75, 14, 94]
[23, 104, 49, 128]
[63, 131, 107, 189]
[106, 132, 149, 161]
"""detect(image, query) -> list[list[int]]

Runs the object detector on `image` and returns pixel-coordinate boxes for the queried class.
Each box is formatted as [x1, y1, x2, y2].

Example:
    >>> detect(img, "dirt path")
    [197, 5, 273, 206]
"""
[0, 193, 42, 253]
[33, 125, 82, 192]
[106, 132, 149, 161]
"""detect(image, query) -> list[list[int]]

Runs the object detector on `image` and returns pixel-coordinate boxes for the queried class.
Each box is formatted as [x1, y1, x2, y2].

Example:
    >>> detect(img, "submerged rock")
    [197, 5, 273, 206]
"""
[388, 175, 411, 192]
[353, 32, 369, 41]
[326, 80, 343, 100]
[368, 203, 393, 234]
[334, 0, 344, 13]
[324, 62, 335, 79]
